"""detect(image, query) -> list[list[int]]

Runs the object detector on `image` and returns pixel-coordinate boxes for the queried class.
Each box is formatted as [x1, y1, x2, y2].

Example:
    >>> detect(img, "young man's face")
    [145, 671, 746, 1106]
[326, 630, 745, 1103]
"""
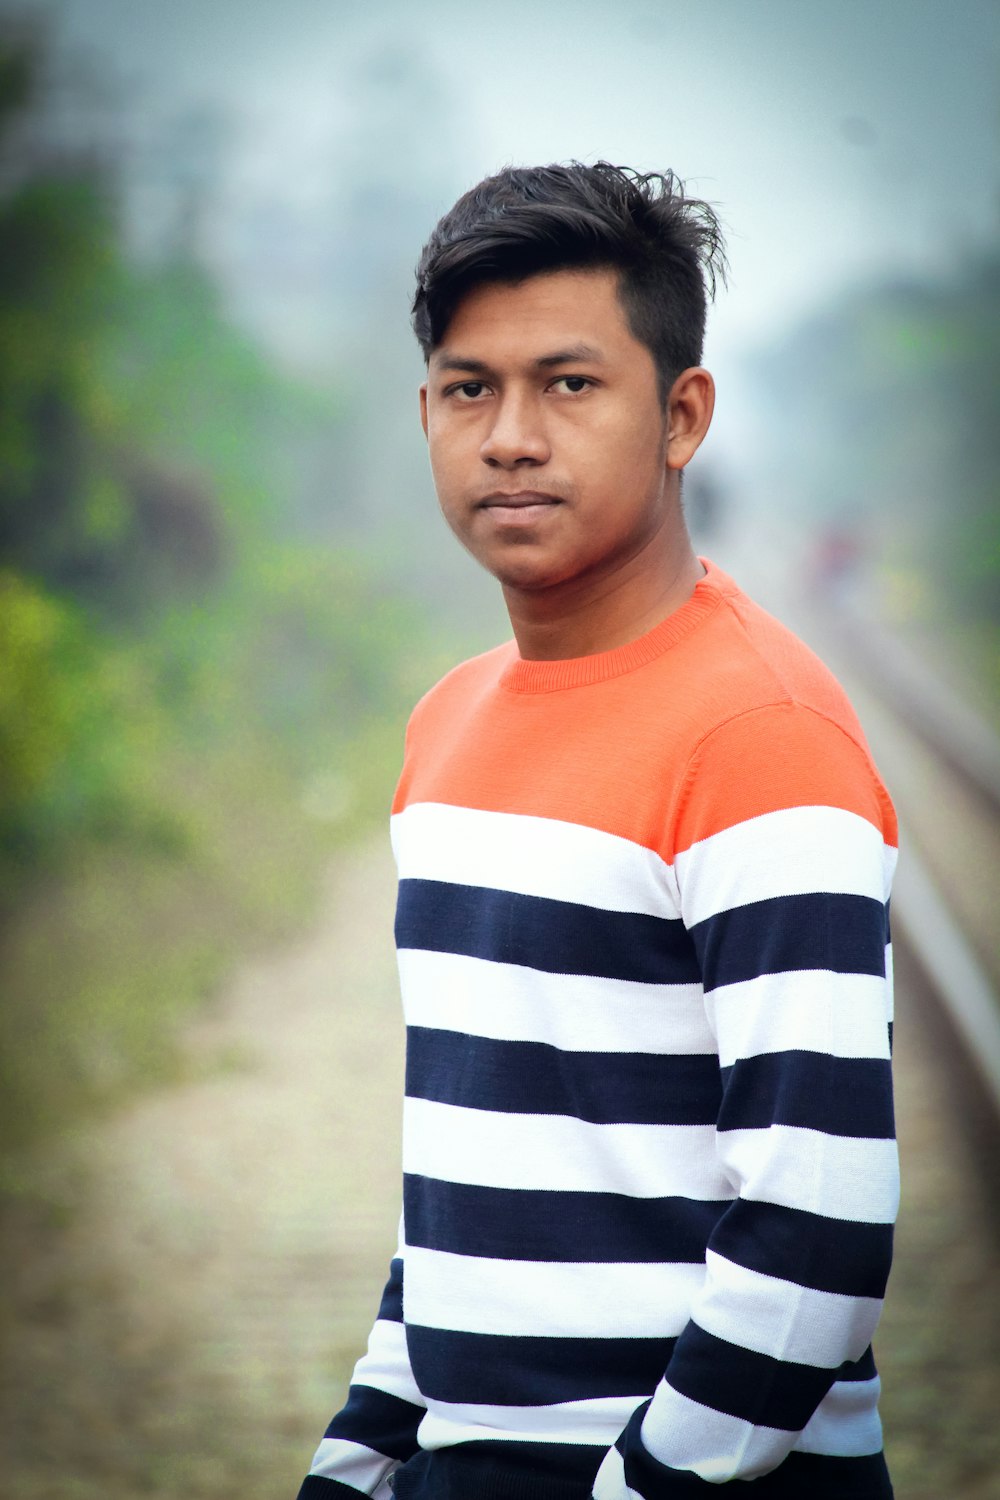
[419, 268, 683, 600]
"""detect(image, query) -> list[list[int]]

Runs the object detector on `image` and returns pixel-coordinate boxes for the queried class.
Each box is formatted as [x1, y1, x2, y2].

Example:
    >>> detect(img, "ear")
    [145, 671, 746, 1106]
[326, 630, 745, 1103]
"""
[419, 382, 429, 439]
[665, 367, 715, 471]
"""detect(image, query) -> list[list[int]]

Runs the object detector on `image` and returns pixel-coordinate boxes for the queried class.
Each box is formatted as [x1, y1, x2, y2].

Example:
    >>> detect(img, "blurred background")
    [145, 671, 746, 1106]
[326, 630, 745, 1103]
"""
[0, 2, 997, 1497]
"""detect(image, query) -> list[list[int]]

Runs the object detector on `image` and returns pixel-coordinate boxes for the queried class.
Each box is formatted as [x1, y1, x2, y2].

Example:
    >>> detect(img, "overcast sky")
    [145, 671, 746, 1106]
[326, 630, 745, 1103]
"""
[19, 0, 1000, 379]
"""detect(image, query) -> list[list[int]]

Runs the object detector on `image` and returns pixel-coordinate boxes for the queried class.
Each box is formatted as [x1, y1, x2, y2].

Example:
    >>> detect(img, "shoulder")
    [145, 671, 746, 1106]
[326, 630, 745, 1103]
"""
[666, 564, 896, 856]
[673, 698, 895, 854]
[682, 561, 867, 740]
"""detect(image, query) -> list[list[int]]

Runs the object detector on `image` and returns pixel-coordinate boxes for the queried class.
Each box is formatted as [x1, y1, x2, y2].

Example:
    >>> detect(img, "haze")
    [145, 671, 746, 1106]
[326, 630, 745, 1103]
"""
[23, 0, 1000, 376]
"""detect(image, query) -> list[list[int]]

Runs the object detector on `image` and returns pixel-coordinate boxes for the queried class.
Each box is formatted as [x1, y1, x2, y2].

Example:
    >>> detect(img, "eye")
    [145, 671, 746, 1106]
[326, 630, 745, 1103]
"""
[552, 375, 592, 394]
[449, 380, 489, 400]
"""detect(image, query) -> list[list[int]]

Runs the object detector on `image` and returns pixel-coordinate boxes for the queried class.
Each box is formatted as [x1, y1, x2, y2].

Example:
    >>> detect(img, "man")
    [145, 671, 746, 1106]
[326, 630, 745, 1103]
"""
[297, 163, 898, 1499]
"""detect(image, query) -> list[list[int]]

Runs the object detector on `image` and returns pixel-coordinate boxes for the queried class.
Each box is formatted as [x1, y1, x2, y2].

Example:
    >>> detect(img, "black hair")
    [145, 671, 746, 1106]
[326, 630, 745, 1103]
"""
[412, 162, 727, 400]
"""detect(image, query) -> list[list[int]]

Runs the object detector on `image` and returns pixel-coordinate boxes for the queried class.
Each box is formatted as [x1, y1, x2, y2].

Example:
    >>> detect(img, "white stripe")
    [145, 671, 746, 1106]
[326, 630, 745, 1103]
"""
[596, 1395, 886, 1493]
[719, 1125, 899, 1223]
[707, 970, 893, 1065]
[308, 1437, 398, 1491]
[398, 949, 712, 1053]
[592, 1445, 644, 1500]
[794, 1375, 884, 1457]
[391, 803, 678, 916]
[418, 1394, 641, 1449]
[640, 1379, 794, 1481]
[404, 1246, 703, 1338]
[675, 806, 894, 926]
[696, 1249, 882, 1367]
[403, 1097, 733, 1199]
[350, 1316, 424, 1406]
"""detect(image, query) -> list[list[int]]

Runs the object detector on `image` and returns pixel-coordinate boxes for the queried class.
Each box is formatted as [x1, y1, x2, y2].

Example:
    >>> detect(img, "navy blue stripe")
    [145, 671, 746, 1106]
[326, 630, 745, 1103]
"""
[391, 1442, 605, 1497]
[743, 1452, 893, 1499]
[405, 1324, 677, 1405]
[395, 879, 700, 983]
[667, 1322, 835, 1430]
[298, 1479, 375, 1500]
[718, 1052, 895, 1139]
[835, 1344, 878, 1382]
[619, 1399, 891, 1498]
[404, 1175, 729, 1263]
[376, 1258, 404, 1323]
[405, 1028, 721, 1125]
[710, 1199, 893, 1297]
[325, 1383, 423, 1461]
[690, 892, 889, 991]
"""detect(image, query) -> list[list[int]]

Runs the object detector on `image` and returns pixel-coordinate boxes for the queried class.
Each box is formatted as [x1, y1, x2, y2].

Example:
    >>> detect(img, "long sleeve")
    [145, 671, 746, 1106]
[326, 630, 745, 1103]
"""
[297, 1235, 426, 1499]
[593, 703, 899, 1497]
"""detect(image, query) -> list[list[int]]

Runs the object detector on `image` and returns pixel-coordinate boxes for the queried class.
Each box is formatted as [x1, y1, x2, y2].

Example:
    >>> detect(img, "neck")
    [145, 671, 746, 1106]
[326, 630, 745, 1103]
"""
[503, 532, 705, 661]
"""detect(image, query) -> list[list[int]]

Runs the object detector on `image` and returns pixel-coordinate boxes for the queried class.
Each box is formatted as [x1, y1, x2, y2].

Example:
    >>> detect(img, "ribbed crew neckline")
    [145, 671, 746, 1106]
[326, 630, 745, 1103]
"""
[499, 557, 734, 694]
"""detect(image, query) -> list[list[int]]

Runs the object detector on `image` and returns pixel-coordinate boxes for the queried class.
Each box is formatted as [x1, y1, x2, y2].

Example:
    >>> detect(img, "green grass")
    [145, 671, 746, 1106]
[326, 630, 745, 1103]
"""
[0, 711, 409, 1174]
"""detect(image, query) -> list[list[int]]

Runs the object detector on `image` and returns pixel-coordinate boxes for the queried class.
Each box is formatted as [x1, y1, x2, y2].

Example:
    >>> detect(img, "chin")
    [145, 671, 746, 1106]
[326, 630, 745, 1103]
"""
[487, 559, 572, 592]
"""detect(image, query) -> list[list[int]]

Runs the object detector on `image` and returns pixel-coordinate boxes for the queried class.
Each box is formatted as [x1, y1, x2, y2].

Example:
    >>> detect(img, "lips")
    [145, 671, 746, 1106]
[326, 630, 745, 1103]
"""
[476, 492, 563, 532]
[478, 491, 563, 509]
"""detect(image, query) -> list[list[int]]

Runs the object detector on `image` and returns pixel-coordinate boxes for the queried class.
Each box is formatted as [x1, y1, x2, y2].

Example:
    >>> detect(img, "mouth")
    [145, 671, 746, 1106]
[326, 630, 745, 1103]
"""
[477, 490, 564, 518]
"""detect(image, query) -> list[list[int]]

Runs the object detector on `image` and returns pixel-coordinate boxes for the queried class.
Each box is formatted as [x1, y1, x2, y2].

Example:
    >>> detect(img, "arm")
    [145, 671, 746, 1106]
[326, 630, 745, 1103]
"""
[593, 704, 899, 1496]
[297, 1232, 426, 1499]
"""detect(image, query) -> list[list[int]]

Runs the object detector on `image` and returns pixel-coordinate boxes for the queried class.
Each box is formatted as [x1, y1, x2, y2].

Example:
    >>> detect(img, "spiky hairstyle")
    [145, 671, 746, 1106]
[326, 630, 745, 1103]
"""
[412, 162, 727, 398]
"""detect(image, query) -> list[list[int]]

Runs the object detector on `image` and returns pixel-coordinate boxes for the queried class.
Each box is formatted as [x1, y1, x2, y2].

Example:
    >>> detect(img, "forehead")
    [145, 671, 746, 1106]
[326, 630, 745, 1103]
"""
[432, 267, 641, 364]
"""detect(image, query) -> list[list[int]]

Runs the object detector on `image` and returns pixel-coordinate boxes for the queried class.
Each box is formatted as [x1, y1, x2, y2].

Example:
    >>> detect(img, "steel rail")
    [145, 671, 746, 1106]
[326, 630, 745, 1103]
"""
[839, 599, 1000, 817]
[821, 599, 1000, 1133]
[891, 823, 1000, 1119]
[711, 523, 1000, 1134]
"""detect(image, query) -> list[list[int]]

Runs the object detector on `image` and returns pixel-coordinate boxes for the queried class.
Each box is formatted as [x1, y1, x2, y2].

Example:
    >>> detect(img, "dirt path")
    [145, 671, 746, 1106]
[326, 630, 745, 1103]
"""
[1, 836, 405, 1500]
[878, 940, 1000, 1499]
[2, 834, 998, 1499]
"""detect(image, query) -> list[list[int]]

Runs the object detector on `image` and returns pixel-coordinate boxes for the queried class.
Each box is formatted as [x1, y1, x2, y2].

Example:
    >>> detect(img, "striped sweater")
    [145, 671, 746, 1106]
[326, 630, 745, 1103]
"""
[298, 559, 898, 1499]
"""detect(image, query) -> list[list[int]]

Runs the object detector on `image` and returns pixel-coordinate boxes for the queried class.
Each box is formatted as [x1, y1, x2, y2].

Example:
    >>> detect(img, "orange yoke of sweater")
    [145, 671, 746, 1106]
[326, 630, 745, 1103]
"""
[393, 559, 897, 861]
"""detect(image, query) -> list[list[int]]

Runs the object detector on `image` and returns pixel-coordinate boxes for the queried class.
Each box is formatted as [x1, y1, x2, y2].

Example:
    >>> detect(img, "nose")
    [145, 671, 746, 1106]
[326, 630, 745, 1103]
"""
[480, 391, 550, 469]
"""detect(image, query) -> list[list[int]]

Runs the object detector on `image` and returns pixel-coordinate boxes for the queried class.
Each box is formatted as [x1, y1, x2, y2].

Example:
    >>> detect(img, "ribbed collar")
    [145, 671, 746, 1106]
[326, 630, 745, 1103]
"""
[498, 557, 734, 694]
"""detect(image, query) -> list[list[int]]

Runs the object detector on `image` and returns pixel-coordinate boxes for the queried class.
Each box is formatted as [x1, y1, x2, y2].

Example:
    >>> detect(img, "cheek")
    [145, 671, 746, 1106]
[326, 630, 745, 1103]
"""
[428, 449, 471, 534]
[427, 440, 457, 496]
[428, 423, 470, 484]
[585, 419, 664, 499]
[432, 468, 466, 527]
[589, 401, 664, 461]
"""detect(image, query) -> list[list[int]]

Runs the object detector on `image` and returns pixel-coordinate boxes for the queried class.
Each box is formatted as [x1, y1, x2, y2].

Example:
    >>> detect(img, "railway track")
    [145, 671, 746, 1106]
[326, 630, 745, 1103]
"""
[714, 517, 1000, 1209]
[825, 592, 1000, 1239]
[834, 598, 1000, 1122]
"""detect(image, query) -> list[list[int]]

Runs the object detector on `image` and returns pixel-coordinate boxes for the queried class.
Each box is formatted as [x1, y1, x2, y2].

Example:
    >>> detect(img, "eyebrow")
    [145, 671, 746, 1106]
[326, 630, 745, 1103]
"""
[435, 342, 606, 375]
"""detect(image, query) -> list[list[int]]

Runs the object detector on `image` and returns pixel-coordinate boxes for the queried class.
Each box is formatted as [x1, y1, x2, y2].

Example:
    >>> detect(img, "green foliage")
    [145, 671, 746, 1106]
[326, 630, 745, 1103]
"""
[96, 260, 328, 525]
[0, 24, 432, 1158]
[0, 570, 168, 888]
[0, 172, 119, 577]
